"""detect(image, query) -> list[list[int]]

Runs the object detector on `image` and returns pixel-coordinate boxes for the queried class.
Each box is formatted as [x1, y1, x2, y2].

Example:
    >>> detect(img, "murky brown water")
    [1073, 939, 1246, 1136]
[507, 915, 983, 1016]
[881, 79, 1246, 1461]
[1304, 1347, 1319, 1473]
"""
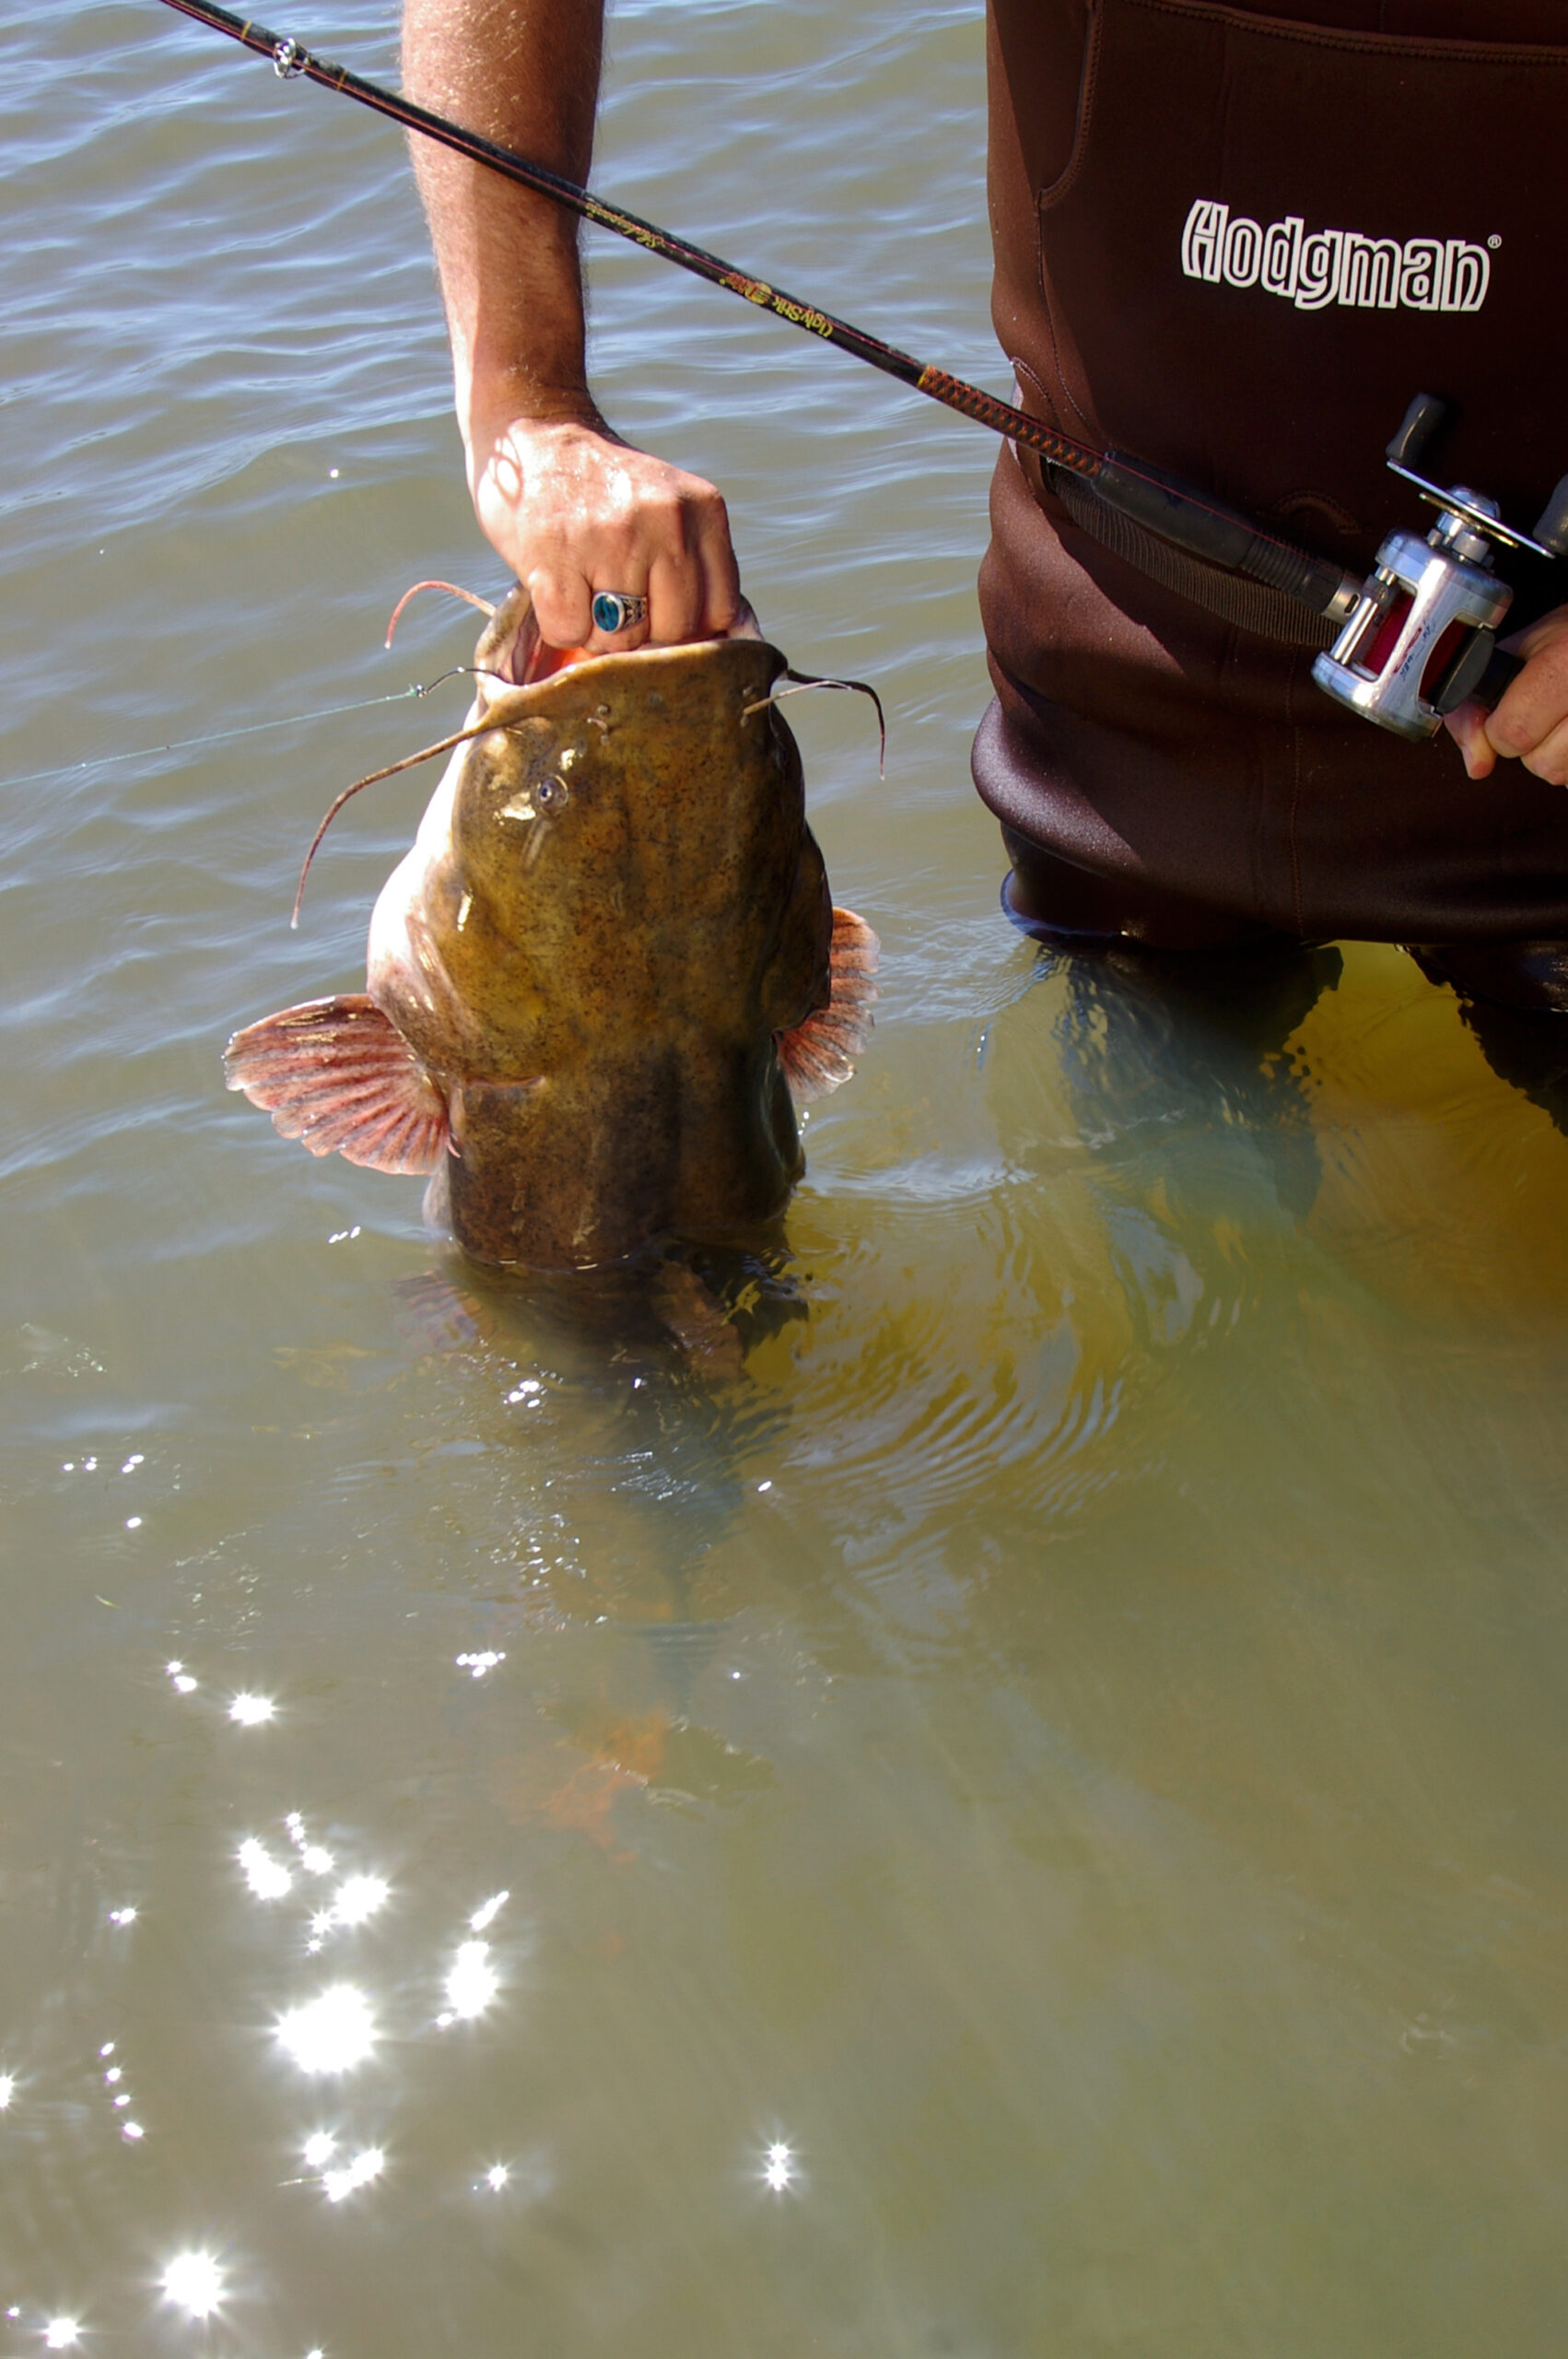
[6, 6, 1568, 2353]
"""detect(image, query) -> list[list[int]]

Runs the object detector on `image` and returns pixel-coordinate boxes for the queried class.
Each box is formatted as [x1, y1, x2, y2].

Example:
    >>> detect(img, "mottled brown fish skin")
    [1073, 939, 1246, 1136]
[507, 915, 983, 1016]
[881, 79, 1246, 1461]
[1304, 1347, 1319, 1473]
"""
[378, 617, 830, 1269]
[226, 588, 877, 1273]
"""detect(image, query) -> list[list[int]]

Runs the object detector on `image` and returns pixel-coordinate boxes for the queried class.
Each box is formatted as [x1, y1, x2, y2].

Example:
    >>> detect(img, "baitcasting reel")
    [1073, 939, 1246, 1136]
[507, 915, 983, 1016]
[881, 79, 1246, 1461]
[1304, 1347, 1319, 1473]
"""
[1313, 394, 1568, 742]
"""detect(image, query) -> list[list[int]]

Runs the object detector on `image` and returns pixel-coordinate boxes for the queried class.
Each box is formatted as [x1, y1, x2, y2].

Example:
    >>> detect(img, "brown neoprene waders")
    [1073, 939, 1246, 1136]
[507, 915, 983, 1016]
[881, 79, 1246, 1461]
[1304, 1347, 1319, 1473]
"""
[976, 0, 1568, 1007]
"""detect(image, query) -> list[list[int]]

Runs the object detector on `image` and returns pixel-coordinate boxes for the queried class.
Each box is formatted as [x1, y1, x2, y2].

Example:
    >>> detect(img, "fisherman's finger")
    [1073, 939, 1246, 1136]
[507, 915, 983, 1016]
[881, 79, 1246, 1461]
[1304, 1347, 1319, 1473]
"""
[633, 478, 737, 642]
[626, 478, 710, 643]
[525, 563, 598, 652]
[1443, 698, 1496, 781]
[646, 550, 708, 647]
[657, 478, 740, 638]
[693, 497, 743, 638]
[1521, 715, 1568, 789]
[1481, 604, 1568, 764]
[1504, 601, 1568, 664]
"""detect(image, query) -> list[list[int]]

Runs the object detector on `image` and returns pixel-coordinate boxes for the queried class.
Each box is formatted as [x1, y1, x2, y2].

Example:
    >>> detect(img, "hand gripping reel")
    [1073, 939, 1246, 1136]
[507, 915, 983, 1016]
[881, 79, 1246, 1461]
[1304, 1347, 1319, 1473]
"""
[1311, 394, 1568, 742]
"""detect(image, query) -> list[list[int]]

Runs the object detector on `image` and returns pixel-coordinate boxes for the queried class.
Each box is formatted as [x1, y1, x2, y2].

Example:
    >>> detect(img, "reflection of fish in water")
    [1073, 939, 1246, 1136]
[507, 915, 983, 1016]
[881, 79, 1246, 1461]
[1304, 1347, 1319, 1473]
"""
[486, 1700, 775, 1860]
[488, 1709, 671, 1863]
[225, 587, 878, 1270]
[394, 1227, 809, 1373]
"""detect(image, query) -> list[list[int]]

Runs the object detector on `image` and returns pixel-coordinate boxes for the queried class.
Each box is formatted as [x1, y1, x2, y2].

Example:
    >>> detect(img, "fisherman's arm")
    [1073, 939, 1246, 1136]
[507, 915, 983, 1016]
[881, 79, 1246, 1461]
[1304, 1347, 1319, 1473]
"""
[401, 0, 741, 650]
[1445, 604, 1568, 786]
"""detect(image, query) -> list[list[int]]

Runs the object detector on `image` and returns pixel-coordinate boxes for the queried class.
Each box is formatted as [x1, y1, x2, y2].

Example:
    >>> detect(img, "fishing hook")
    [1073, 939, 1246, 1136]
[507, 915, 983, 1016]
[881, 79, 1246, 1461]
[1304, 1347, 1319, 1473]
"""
[415, 665, 515, 697]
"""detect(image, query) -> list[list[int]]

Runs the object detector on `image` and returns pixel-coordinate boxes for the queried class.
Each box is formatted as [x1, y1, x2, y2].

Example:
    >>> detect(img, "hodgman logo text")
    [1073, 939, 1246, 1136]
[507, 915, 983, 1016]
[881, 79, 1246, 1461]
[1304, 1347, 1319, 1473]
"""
[1180, 200, 1491, 313]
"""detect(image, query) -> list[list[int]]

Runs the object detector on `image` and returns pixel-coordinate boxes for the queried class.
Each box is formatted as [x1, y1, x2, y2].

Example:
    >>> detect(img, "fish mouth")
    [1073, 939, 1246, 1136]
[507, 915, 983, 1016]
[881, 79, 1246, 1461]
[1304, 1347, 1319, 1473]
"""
[493, 586, 765, 689]
[476, 585, 885, 777]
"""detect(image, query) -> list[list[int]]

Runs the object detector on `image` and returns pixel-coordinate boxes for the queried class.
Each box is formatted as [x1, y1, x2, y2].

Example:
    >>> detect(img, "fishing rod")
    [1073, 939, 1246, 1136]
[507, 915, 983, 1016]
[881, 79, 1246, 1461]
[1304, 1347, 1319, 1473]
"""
[153, 0, 1360, 631]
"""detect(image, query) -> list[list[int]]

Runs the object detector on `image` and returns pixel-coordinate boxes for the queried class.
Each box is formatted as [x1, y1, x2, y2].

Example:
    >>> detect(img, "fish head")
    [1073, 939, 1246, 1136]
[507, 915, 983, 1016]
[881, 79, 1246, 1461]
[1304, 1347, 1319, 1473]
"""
[372, 591, 828, 1086]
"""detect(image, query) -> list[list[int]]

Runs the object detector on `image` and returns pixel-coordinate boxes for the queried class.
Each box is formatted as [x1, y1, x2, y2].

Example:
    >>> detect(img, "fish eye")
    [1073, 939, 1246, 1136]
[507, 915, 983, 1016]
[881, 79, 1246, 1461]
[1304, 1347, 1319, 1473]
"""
[534, 774, 569, 812]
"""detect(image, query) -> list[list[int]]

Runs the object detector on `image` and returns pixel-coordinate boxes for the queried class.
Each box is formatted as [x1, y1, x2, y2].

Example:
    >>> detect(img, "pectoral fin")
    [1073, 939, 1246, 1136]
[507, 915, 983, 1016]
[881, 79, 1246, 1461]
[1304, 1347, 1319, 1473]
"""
[224, 995, 450, 1175]
[776, 907, 880, 1104]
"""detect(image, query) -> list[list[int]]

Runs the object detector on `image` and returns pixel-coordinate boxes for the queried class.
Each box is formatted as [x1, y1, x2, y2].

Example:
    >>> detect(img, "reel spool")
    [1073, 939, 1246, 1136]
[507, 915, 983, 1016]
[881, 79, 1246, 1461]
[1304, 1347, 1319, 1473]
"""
[1312, 393, 1568, 742]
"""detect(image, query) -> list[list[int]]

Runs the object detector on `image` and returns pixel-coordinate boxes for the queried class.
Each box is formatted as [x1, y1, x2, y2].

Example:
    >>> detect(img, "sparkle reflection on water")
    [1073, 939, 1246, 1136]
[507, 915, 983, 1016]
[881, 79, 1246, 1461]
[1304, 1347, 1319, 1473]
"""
[161, 2254, 223, 2321]
[276, 1989, 379, 2078]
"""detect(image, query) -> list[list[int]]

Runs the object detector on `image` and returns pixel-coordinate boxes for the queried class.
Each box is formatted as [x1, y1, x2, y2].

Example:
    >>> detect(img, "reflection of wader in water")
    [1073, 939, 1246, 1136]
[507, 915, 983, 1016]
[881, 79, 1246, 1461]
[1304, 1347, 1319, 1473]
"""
[975, 0, 1568, 1081]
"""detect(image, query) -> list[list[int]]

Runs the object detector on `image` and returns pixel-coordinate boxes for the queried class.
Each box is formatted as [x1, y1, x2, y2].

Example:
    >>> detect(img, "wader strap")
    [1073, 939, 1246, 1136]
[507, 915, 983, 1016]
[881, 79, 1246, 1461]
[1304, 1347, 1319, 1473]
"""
[1014, 442, 1337, 650]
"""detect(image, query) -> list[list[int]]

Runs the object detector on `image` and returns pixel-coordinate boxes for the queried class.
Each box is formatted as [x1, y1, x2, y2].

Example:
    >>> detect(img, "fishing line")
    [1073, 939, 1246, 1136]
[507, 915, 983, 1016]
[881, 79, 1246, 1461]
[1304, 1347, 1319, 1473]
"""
[0, 681, 446, 794]
[2, 665, 520, 799]
[152, 0, 1360, 629]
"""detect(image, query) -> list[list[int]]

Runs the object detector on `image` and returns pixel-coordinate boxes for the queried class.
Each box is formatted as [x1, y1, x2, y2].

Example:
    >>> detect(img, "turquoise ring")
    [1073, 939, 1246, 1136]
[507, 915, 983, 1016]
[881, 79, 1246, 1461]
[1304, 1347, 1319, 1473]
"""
[591, 591, 648, 635]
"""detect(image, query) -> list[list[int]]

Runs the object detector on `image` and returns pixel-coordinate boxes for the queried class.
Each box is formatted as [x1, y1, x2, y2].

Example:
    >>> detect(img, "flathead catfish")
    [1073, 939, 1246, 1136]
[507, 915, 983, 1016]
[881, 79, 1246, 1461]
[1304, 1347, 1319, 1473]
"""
[224, 588, 878, 1270]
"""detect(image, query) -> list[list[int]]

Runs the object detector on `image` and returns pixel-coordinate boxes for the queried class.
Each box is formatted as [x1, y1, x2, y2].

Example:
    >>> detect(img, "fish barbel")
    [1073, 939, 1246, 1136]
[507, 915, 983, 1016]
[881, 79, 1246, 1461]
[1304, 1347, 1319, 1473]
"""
[224, 588, 878, 1270]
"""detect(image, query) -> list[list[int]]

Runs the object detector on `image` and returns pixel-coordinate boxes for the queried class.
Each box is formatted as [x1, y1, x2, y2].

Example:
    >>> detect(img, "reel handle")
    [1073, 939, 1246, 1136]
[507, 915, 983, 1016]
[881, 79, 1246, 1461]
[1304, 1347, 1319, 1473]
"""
[1534, 474, 1568, 559]
[1387, 391, 1447, 473]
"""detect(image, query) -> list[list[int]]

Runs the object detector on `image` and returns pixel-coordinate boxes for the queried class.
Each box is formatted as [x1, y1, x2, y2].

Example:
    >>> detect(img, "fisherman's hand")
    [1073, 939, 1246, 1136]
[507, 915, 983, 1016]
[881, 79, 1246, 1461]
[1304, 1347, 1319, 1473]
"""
[469, 413, 742, 653]
[1445, 604, 1568, 787]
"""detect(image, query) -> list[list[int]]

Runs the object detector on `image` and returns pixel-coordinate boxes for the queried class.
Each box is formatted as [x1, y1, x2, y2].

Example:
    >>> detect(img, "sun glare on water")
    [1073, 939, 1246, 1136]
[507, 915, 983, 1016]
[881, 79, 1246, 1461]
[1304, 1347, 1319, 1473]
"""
[327, 1874, 390, 1928]
[438, 1941, 499, 2024]
[238, 1838, 293, 1900]
[276, 1986, 378, 2074]
[322, 2147, 384, 2203]
[162, 2252, 223, 2319]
